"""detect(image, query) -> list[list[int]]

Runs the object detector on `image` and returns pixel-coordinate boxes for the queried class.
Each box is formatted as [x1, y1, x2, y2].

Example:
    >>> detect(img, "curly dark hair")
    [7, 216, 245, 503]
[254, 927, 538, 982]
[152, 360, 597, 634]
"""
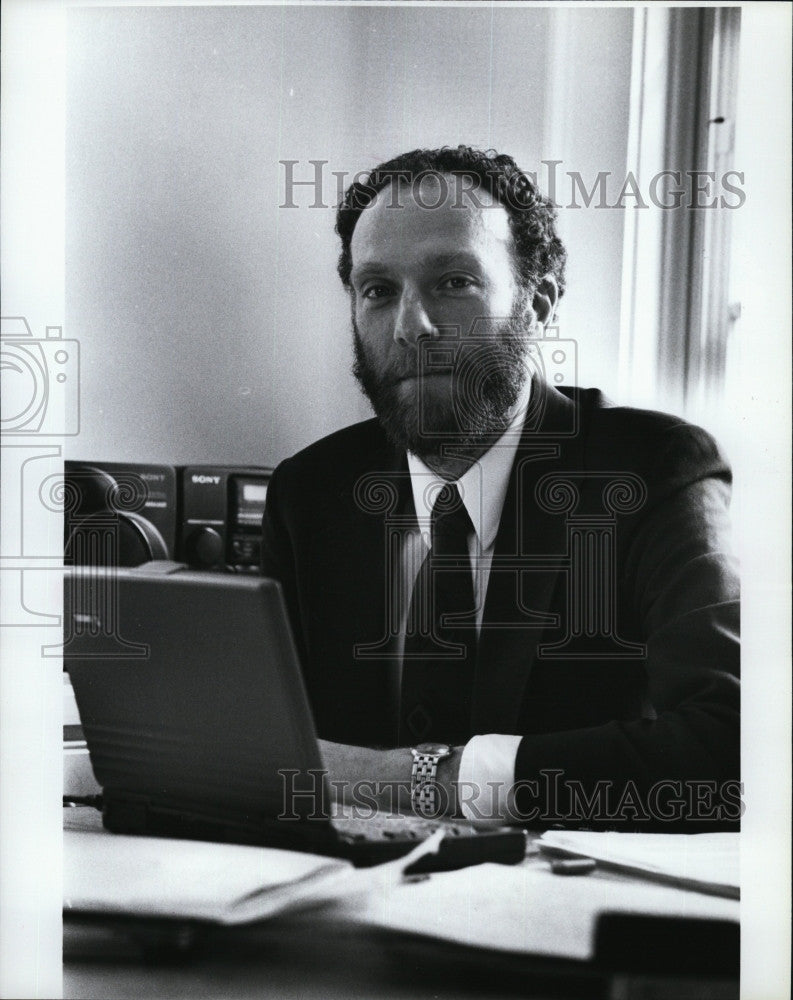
[335, 145, 567, 299]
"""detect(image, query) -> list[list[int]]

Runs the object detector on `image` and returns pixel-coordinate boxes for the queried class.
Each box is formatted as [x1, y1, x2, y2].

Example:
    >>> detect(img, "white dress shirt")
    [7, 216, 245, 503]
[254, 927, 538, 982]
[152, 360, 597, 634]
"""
[398, 385, 532, 822]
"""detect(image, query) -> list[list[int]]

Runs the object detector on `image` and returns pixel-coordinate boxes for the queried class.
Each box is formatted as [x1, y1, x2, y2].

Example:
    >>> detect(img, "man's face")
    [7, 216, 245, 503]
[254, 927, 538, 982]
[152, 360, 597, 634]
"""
[349, 175, 538, 460]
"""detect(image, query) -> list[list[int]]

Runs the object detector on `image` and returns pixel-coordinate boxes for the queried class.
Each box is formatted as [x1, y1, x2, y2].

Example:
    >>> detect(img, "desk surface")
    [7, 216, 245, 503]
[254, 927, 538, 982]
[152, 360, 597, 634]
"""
[65, 908, 739, 1000]
[63, 809, 739, 1000]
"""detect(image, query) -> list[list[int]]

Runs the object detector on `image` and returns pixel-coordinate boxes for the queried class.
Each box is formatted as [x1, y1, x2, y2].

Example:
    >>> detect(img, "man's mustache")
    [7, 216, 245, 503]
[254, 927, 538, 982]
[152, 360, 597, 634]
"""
[353, 322, 532, 391]
[377, 348, 522, 387]
[379, 366, 456, 386]
[370, 346, 484, 386]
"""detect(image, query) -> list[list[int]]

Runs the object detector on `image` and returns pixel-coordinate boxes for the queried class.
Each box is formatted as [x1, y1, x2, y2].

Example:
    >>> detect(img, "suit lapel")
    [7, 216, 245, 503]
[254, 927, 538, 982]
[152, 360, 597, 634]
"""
[473, 379, 585, 733]
[303, 431, 414, 744]
[312, 435, 411, 661]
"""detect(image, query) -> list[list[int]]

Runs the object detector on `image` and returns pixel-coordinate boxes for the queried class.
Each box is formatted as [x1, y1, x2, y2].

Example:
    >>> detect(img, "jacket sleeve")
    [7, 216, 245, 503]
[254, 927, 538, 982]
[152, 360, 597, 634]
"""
[513, 422, 741, 828]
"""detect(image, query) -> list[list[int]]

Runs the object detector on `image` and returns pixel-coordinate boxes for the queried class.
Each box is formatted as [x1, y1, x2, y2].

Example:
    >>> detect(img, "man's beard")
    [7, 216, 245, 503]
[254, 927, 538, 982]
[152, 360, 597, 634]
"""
[352, 307, 535, 462]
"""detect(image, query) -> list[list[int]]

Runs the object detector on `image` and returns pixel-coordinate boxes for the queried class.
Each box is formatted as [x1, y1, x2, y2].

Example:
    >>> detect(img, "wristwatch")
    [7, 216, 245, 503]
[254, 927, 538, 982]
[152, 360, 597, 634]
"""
[410, 742, 452, 818]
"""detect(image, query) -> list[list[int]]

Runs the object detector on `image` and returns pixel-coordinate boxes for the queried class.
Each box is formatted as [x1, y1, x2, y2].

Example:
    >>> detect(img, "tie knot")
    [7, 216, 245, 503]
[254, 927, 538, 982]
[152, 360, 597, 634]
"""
[431, 483, 472, 546]
[432, 482, 463, 515]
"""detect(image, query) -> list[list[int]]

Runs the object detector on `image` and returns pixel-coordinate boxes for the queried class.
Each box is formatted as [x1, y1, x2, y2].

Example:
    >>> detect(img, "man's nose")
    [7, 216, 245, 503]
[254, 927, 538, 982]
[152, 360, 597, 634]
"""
[393, 290, 436, 347]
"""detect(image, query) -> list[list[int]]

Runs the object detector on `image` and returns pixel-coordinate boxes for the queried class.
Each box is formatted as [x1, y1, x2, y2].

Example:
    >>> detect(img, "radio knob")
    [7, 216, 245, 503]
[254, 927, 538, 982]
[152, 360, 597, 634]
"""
[185, 527, 225, 567]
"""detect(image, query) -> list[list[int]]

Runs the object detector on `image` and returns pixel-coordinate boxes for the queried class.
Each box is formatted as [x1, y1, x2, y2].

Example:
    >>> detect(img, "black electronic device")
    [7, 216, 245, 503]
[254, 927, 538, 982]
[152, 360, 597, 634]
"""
[64, 565, 528, 872]
[181, 466, 271, 571]
[64, 461, 180, 567]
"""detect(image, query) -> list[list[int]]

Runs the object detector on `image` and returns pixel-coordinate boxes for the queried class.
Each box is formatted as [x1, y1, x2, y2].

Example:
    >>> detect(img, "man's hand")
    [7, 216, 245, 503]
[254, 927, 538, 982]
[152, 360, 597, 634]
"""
[317, 739, 463, 817]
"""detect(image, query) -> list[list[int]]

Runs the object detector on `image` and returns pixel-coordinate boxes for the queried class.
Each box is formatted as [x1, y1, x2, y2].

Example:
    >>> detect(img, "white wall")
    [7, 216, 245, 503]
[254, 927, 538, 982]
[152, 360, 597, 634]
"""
[65, 4, 633, 467]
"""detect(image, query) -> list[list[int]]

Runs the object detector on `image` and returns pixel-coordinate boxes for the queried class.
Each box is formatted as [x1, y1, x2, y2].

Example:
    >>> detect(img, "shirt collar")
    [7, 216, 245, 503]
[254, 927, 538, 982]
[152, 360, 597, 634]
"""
[406, 379, 530, 551]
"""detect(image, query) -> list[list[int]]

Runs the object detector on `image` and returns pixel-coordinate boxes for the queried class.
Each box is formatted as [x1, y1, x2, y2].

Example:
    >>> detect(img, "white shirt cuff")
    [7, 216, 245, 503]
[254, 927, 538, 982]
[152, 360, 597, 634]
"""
[458, 734, 522, 823]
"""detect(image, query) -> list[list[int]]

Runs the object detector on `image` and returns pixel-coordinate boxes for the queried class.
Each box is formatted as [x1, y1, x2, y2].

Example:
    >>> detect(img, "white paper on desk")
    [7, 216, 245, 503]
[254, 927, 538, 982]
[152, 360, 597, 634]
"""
[64, 830, 350, 924]
[339, 849, 740, 962]
[538, 830, 739, 899]
[64, 811, 446, 925]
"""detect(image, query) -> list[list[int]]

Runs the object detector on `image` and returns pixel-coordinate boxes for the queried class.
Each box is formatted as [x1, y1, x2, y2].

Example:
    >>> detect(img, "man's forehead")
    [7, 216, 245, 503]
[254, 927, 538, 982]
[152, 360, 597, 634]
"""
[350, 174, 512, 270]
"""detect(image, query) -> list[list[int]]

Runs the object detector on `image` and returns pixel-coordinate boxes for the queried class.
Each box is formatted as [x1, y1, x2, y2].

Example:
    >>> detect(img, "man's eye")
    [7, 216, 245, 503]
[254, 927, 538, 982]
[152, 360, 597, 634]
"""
[362, 284, 394, 300]
[439, 276, 476, 291]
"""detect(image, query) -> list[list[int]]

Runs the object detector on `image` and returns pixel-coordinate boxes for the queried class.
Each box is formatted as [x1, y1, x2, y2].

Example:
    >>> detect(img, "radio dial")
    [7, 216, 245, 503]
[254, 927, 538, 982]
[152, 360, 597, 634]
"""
[186, 527, 225, 567]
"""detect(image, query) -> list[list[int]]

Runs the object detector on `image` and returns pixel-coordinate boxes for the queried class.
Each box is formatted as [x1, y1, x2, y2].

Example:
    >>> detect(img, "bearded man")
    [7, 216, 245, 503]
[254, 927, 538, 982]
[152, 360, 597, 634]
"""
[260, 146, 740, 828]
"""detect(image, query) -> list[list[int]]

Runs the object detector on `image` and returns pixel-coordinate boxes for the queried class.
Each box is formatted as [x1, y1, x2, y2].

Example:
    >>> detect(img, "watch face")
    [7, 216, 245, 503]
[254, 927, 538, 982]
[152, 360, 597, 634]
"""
[415, 743, 451, 755]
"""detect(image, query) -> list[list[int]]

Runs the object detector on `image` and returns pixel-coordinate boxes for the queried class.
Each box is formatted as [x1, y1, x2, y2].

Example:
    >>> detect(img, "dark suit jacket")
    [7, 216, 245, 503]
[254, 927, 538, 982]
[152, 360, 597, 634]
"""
[261, 380, 740, 827]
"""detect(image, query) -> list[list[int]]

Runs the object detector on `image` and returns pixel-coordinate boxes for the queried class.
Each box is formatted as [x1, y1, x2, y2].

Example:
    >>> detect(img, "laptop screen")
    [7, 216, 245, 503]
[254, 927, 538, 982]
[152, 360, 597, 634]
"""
[64, 565, 327, 825]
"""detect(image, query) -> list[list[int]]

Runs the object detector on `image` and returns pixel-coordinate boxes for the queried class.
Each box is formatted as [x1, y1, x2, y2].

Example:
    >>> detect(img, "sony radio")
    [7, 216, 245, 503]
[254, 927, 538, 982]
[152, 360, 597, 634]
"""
[180, 466, 272, 571]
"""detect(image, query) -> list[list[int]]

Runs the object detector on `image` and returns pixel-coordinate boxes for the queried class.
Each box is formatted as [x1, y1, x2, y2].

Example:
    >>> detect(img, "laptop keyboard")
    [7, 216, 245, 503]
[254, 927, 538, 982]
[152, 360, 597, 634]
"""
[332, 810, 474, 843]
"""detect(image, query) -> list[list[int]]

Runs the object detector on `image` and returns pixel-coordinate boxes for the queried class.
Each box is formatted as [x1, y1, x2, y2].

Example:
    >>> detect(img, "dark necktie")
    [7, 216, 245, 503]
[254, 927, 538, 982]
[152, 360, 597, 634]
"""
[399, 483, 477, 744]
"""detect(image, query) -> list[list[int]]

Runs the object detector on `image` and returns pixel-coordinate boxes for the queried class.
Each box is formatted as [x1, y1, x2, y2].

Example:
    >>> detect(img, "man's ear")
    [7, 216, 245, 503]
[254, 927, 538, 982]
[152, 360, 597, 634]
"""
[531, 275, 559, 327]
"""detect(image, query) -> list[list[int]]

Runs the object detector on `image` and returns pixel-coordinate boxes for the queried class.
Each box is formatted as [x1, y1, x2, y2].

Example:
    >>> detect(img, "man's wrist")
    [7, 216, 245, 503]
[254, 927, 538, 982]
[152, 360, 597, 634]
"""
[371, 746, 460, 815]
[434, 747, 463, 818]
[318, 739, 462, 816]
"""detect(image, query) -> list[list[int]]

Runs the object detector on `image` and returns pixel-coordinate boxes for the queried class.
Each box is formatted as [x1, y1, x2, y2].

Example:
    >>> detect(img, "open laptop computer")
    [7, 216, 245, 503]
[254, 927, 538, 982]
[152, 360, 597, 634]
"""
[63, 563, 527, 872]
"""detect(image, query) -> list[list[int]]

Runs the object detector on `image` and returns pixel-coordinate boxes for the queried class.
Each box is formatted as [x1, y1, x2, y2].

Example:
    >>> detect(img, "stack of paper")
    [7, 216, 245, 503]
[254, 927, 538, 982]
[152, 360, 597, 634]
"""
[339, 844, 739, 961]
[64, 818, 350, 924]
[64, 808, 446, 924]
[538, 830, 739, 899]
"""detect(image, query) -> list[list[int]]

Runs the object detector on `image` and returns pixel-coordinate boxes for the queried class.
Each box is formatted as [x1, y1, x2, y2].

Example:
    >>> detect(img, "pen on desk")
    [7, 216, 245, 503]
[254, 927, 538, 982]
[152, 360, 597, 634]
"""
[550, 857, 597, 876]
